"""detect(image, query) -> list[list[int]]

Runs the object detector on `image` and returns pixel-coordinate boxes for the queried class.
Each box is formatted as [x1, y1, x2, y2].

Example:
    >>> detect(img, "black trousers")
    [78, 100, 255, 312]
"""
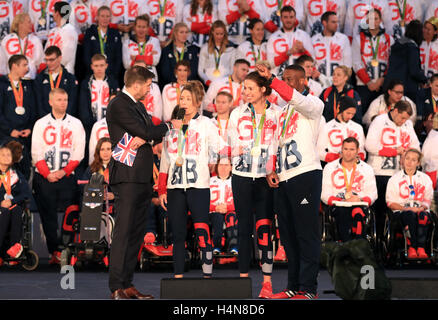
[394, 210, 431, 248]
[211, 211, 238, 251]
[331, 206, 367, 242]
[0, 205, 22, 250]
[375, 175, 391, 241]
[109, 182, 151, 292]
[33, 173, 78, 254]
[167, 188, 212, 276]
[276, 170, 322, 294]
[232, 175, 274, 275]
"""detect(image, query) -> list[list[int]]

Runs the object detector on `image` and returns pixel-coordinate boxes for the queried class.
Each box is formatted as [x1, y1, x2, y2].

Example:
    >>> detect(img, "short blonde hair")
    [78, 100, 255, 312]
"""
[335, 65, 352, 78]
[11, 13, 30, 34]
[49, 88, 68, 100]
[404, 148, 423, 163]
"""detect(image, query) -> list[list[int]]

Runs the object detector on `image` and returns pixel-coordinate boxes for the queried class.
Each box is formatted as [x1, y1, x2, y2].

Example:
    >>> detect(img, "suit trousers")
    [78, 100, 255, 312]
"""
[109, 182, 151, 292]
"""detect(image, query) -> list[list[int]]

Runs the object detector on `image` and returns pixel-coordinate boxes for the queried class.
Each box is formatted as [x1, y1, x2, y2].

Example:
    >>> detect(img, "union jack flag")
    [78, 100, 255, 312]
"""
[112, 132, 137, 167]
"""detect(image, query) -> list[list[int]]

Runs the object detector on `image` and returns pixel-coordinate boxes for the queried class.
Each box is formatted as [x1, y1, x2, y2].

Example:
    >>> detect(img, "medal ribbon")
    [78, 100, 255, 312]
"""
[177, 126, 189, 158]
[174, 46, 185, 62]
[370, 35, 380, 62]
[432, 93, 437, 113]
[396, 0, 407, 24]
[98, 167, 109, 184]
[98, 28, 107, 55]
[160, 0, 168, 18]
[138, 41, 146, 55]
[229, 77, 242, 107]
[8, 75, 23, 108]
[49, 68, 63, 90]
[175, 83, 181, 103]
[280, 104, 295, 140]
[217, 117, 229, 137]
[249, 103, 267, 148]
[277, 0, 283, 12]
[40, 0, 49, 20]
[333, 91, 338, 118]
[19, 36, 28, 56]
[213, 46, 222, 71]
[342, 163, 357, 195]
[250, 43, 261, 64]
[0, 170, 12, 198]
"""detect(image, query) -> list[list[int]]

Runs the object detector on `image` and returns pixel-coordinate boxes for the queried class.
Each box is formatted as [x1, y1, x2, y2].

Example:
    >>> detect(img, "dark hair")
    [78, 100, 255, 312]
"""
[8, 54, 27, 70]
[234, 59, 250, 67]
[342, 136, 359, 149]
[245, 71, 272, 96]
[216, 91, 233, 102]
[366, 7, 382, 19]
[295, 54, 314, 66]
[214, 156, 232, 179]
[135, 14, 150, 26]
[90, 137, 111, 173]
[248, 18, 263, 30]
[338, 96, 357, 113]
[430, 73, 438, 83]
[280, 5, 295, 15]
[45, 45, 62, 57]
[171, 105, 180, 120]
[405, 19, 423, 46]
[394, 100, 413, 116]
[190, 0, 213, 16]
[54, 1, 71, 18]
[285, 64, 306, 79]
[321, 11, 336, 23]
[91, 53, 107, 63]
[174, 60, 191, 74]
[384, 79, 404, 106]
[124, 65, 154, 88]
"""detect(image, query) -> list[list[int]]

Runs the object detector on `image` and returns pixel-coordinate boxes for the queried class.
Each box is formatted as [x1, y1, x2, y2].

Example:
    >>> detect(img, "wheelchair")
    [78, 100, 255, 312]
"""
[320, 200, 378, 251]
[60, 173, 114, 269]
[1, 200, 39, 271]
[379, 209, 438, 268]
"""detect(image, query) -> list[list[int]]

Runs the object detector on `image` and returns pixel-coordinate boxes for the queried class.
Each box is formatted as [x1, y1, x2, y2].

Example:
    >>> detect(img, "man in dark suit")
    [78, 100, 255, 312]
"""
[106, 66, 181, 299]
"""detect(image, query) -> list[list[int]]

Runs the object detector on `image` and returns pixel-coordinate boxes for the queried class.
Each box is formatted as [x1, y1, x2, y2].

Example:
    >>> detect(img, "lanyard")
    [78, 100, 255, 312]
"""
[138, 41, 146, 55]
[333, 91, 338, 118]
[280, 104, 295, 140]
[98, 28, 107, 55]
[0, 170, 11, 196]
[177, 126, 189, 158]
[98, 167, 109, 184]
[49, 68, 63, 90]
[250, 43, 261, 64]
[40, 0, 49, 18]
[160, 0, 168, 17]
[8, 75, 23, 107]
[175, 83, 181, 103]
[217, 117, 229, 137]
[19, 36, 28, 56]
[229, 77, 242, 107]
[213, 46, 222, 70]
[370, 35, 380, 61]
[432, 93, 437, 113]
[174, 46, 185, 62]
[342, 163, 356, 193]
[249, 103, 267, 148]
[396, 0, 407, 24]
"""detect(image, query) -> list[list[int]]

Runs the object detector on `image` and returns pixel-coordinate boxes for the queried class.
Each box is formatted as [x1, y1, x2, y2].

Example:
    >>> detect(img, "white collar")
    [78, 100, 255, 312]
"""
[122, 87, 137, 103]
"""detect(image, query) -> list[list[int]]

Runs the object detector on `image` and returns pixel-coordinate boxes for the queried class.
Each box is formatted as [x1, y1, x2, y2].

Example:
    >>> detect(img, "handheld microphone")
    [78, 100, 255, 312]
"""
[176, 106, 186, 120]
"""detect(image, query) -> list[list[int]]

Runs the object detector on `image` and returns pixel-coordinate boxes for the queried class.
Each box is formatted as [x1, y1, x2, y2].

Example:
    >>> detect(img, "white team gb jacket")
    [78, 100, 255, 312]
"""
[160, 114, 220, 190]
[321, 159, 378, 206]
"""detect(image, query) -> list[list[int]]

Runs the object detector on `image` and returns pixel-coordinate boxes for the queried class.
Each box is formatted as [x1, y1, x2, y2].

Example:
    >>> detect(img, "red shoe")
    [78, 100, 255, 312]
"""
[103, 256, 109, 267]
[417, 247, 428, 259]
[49, 251, 61, 265]
[274, 245, 287, 262]
[271, 290, 298, 299]
[407, 247, 418, 259]
[291, 291, 318, 300]
[258, 282, 273, 299]
[8, 261, 19, 266]
[144, 232, 156, 244]
[7, 243, 23, 259]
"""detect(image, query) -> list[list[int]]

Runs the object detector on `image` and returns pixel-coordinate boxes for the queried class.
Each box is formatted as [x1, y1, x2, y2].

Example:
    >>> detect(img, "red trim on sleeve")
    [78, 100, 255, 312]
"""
[266, 155, 277, 174]
[226, 11, 241, 24]
[148, 27, 156, 37]
[209, 203, 217, 212]
[191, 22, 210, 34]
[325, 153, 340, 163]
[246, 8, 260, 19]
[426, 171, 437, 190]
[78, 33, 84, 44]
[151, 116, 162, 126]
[37, 63, 47, 74]
[357, 69, 371, 85]
[328, 196, 343, 206]
[35, 160, 51, 179]
[226, 202, 235, 213]
[274, 51, 289, 67]
[133, 55, 153, 66]
[358, 152, 365, 161]
[264, 20, 278, 33]
[158, 172, 168, 196]
[63, 160, 79, 177]
[270, 77, 294, 103]
[378, 147, 397, 157]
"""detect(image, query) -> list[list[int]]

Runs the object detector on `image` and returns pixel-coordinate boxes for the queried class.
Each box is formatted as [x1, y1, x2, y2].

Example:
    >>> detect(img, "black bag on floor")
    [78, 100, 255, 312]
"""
[321, 239, 392, 300]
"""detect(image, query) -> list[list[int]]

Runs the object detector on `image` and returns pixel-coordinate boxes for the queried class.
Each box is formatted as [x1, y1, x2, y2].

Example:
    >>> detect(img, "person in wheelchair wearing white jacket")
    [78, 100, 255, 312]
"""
[321, 137, 377, 242]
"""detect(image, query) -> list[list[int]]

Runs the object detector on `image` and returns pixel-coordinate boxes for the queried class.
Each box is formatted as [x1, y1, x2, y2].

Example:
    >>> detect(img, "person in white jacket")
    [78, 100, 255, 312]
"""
[365, 99, 420, 243]
[386, 0, 424, 39]
[69, 0, 106, 37]
[420, 17, 438, 79]
[422, 114, 438, 192]
[31, 88, 85, 264]
[303, 0, 346, 37]
[0, 0, 27, 40]
[260, 63, 323, 300]
[425, 0, 438, 21]
[202, 58, 249, 113]
[44, 1, 78, 74]
[122, 15, 161, 83]
[262, 0, 304, 38]
[386, 148, 434, 259]
[182, 0, 218, 48]
[158, 80, 219, 279]
[267, 5, 315, 78]
[235, 18, 267, 72]
[147, 0, 184, 46]
[317, 95, 366, 163]
[1, 13, 44, 79]
[321, 137, 377, 242]
[162, 60, 190, 122]
[311, 11, 352, 82]
[363, 79, 416, 127]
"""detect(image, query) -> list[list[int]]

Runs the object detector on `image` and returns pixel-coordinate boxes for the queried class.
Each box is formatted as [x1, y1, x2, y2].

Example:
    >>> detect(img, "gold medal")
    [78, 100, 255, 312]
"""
[276, 9, 281, 16]
[240, 15, 247, 23]
[213, 69, 221, 77]
[345, 191, 352, 200]
[251, 146, 261, 157]
[175, 156, 183, 167]
[371, 59, 378, 67]
[38, 17, 46, 26]
[279, 138, 285, 148]
[400, 20, 405, 27]
[159, 16, 166, 24]
[4, 194, 13, 200]
[15, 106, 25, 115]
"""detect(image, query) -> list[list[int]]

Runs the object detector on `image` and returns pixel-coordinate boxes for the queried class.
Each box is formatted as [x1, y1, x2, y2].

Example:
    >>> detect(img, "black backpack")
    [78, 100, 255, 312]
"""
[321, 239, 392, 300]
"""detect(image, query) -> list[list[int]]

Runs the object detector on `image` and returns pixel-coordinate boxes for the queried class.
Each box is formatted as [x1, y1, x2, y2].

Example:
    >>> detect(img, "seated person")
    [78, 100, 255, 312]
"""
[386, 148, 434, 259]
[0, 145, 31, 265]
[321, 137, 378, 242]
[209, 157, 237, 255]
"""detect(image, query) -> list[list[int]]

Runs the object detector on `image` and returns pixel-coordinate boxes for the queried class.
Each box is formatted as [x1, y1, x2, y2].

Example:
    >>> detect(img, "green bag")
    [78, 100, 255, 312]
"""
[322, 239, 392, 300]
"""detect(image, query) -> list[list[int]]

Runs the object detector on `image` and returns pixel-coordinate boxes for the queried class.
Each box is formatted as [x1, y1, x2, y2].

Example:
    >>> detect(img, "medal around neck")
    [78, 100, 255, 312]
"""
[15, 106, 25, 115]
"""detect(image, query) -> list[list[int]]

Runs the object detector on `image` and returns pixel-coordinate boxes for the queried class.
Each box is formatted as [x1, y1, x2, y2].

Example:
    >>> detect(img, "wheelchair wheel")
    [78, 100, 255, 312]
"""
[60, 248, 71, 268]
[139, 250, 151, 272]
[22, 250, 39, 271]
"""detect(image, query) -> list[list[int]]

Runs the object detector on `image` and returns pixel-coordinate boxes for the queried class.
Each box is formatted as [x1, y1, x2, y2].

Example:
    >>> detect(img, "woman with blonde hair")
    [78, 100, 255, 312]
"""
[158, 22, 200, 89]
[198, 20, 236, 86]
[158, 80, 219, 278]
[0, 13, 44, 79]
[320, 65, 363, 124]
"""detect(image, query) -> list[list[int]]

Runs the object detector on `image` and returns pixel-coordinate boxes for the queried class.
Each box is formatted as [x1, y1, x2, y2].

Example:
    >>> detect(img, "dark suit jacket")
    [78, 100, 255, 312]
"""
[106, 91, 169, 185]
